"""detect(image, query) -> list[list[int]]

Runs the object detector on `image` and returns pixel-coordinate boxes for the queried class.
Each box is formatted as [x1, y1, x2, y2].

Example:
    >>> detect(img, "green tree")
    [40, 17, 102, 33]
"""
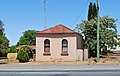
[0, 20, 9, 53]
[88, 2, 93, 20]
[76, 16, 118, 57]
[0, 35, 9, 51]
[0, 20, 9, 57]
[17, 30, 36, 46]
[88, 2, 97, 20]
[92, 3, 97, 18]
[0, 20, 4, 35]
[7, 45, 16, 53]
[117, 35, 120, 47]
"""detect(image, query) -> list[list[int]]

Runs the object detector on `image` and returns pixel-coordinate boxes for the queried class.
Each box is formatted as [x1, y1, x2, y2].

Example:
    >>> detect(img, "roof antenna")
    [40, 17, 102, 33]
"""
[44, 0, 46, 29]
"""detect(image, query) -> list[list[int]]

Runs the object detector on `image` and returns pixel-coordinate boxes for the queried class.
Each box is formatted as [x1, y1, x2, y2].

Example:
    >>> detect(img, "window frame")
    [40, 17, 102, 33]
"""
[43, 39, 51, 56]
[61, 39, 69, 56]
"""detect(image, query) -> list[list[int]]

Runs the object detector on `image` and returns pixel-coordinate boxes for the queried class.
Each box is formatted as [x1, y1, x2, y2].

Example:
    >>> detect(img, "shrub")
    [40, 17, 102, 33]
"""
[17, 45, 33, 62]
[26, 47, 33, 59]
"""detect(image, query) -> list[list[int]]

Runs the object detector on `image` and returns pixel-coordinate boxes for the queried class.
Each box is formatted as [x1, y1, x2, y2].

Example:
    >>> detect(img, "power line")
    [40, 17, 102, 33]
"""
[70, 0, 90, 28]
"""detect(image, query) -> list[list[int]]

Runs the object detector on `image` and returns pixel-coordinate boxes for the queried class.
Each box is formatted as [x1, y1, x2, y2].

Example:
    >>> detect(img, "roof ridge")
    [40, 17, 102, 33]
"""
[36, 24, 78, 34]
[58, 24, 75, 32]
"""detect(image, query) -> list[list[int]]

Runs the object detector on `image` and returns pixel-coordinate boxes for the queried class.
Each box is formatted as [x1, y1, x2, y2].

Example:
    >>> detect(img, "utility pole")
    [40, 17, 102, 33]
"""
[97, 0, 100, 62]
[44, 0, 46, 29]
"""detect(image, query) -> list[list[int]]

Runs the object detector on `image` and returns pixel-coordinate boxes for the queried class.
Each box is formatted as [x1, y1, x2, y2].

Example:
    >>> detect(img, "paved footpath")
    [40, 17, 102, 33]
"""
[0, 63, 120, 71]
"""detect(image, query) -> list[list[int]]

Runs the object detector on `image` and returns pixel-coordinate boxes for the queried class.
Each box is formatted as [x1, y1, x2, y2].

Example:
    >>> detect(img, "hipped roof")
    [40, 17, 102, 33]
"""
[36, 24, 78, 34]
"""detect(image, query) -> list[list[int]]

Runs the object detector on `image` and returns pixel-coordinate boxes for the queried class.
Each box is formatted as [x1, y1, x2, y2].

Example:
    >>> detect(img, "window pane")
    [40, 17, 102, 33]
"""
[44, 47, 50, 52]
[44, 39, 50, 52]
[62, 39, 68, 53]
[63, 43, 67, 46]
[63, 47, 68, 52]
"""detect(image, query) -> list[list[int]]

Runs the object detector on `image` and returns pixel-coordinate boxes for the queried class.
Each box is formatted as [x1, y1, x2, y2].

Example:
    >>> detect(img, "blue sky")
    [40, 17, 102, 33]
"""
[0, 0, 120, 46]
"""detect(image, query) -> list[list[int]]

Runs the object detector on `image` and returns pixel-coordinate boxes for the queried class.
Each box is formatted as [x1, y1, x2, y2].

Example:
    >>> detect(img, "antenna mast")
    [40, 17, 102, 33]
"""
[44, 0, 46, 29]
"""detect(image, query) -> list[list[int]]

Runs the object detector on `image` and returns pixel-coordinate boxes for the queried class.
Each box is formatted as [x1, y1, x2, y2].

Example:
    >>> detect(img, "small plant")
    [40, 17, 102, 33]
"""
[0, 59, 8, 64]
[17, 45, 33, 62]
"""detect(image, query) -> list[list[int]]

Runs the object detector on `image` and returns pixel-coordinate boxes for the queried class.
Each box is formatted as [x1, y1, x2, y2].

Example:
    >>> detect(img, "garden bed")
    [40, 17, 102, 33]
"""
[0, 57, 8, 64]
